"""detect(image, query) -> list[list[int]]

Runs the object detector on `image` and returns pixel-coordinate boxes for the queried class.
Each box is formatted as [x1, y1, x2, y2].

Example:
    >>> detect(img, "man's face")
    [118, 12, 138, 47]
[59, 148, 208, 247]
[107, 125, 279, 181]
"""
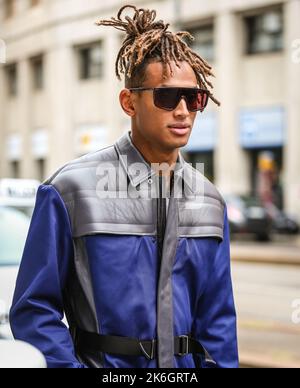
[126, 61, 199, 152]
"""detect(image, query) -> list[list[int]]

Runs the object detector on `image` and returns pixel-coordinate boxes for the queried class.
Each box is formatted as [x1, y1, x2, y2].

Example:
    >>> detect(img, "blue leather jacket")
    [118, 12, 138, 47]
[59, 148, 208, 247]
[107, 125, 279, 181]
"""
[10, 131, 238, 368]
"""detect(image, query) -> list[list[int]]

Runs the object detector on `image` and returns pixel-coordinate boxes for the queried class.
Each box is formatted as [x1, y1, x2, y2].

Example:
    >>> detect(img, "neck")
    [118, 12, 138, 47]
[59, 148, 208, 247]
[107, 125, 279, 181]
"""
[130, 131, 179, 177]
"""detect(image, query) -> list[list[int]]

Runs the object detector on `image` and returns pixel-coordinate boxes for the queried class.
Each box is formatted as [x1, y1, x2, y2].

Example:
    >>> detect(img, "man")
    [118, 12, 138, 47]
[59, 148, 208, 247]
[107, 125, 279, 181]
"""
[10, 5, 238, 368]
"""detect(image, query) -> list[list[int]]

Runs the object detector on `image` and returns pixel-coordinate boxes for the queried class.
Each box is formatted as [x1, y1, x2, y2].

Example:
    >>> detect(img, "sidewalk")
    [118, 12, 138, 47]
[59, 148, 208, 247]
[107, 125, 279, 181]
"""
[231, 236, 300, 266]
[232, 237, 300, 368]
[240, 353, 300, 368]
[238, 319, 300, 368]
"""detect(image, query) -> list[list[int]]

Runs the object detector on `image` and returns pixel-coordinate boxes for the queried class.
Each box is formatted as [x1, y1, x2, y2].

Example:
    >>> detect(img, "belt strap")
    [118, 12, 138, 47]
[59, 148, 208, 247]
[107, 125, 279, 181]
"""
[76, 329, 215, 364]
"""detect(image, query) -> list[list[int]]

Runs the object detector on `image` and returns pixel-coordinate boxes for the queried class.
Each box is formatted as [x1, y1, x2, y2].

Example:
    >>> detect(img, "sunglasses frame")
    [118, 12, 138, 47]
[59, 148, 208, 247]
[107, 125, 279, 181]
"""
[128, 87, 210, 112]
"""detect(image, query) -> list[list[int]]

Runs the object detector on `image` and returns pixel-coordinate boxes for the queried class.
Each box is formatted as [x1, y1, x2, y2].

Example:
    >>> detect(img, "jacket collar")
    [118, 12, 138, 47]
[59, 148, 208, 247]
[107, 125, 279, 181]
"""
[115, 131, 196, 194]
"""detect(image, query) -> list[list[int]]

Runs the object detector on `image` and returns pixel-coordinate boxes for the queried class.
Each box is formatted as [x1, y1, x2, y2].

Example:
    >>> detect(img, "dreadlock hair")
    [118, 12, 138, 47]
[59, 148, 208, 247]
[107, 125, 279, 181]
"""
[95, 4, 220, 106]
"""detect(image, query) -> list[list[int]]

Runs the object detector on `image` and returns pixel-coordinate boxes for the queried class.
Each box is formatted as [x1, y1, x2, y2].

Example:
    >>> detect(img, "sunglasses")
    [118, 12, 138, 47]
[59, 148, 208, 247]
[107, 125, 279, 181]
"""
[129, 87, 209, 112]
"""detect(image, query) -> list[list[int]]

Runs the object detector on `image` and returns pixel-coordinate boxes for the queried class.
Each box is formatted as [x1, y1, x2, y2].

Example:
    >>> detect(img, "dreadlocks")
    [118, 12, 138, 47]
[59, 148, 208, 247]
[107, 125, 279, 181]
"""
[95, 4, 220, 106]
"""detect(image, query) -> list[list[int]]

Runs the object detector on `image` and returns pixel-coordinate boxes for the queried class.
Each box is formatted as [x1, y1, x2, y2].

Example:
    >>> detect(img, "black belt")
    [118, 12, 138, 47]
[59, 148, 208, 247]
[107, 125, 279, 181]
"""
[76, 328, 215, 364]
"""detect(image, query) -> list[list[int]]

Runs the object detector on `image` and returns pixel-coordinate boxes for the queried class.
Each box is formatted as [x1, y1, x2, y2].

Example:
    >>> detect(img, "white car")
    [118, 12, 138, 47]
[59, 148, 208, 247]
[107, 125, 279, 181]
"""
[0, 179, 40, 217]
[0, 179, 40, 339]
[0, 340, 46, 368]
[0, 206, 31, 338]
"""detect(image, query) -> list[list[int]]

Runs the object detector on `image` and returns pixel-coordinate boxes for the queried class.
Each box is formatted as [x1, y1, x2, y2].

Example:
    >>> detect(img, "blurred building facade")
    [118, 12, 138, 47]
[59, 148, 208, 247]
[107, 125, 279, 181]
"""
[0, 0, 299, 219]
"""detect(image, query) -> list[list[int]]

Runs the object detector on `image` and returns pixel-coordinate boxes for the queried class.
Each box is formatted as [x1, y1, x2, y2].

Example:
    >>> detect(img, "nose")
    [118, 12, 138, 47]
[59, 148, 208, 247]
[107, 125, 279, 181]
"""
[174, 96, 189, 117]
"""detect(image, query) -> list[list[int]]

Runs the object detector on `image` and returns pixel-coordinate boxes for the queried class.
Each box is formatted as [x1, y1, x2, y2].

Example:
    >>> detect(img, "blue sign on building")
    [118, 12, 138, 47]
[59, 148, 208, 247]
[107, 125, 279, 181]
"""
[240, 106, 285, 149]
[183, 111, 217, 152]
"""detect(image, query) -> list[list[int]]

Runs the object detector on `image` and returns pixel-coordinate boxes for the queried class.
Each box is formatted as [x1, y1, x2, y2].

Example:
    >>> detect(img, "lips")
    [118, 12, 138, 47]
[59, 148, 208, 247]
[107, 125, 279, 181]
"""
[168, 125, 190, 136]
[169, 123, 190, 129]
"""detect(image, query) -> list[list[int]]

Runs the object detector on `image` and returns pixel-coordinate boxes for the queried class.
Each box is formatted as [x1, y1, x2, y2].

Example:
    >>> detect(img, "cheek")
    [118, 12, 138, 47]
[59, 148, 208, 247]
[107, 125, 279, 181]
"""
[138, 102, 167, 127]
[136, 97, 156, 119]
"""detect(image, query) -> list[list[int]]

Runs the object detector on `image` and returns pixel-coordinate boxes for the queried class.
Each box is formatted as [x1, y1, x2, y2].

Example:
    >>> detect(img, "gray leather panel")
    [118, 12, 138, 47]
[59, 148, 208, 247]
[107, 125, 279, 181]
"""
[72, 238, 99, 333]
[178, 196, 225, 238]
[157, 179, 179, 368]
[64, 196, 155, 238]
[44, 132, 225, 240]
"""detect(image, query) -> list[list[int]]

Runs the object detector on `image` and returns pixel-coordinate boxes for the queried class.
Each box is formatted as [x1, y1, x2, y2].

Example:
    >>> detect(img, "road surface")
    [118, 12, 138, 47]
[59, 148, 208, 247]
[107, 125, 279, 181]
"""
[232, 261, 300, 368]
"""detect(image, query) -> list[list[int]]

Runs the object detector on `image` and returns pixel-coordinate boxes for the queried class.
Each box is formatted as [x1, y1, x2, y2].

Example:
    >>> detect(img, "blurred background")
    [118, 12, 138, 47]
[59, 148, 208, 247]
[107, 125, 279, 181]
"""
[0, 0, 300, 368]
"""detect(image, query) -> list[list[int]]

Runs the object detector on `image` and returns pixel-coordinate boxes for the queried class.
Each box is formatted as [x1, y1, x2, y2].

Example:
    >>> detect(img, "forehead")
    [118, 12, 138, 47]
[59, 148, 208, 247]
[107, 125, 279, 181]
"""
[144, 60, 198, 88]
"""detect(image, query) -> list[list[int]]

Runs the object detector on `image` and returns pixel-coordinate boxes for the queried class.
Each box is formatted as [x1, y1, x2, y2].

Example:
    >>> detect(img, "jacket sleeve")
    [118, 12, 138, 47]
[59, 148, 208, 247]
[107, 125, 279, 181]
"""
[193, 206, 239, 368]
[9, 184, 86, 368]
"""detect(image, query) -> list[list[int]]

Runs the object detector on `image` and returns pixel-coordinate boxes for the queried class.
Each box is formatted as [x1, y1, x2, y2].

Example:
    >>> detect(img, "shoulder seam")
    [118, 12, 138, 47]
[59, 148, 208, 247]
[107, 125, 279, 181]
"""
[43, 145, 116, 185]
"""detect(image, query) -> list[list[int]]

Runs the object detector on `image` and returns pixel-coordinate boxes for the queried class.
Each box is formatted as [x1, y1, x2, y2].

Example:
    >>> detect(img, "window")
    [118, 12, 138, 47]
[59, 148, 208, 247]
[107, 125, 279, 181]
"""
[6, 63, 18, 96]
[4, 0, 15, 19]
[187, 151, 215, 183]
[30, 0, 40, 7]
[245, 9, 283, 54]
[78, 42, 104, 80]
[10, 160, 20, 179]
[31, 55, 44, 90]
[185, 25, 215, 62]
[36, 158, 45, 182]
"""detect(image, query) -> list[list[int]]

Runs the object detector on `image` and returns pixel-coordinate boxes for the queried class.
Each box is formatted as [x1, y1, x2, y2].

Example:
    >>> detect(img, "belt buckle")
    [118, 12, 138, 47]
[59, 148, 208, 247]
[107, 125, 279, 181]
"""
[139, 339, 155, 360]
[178, 335, 189, 357]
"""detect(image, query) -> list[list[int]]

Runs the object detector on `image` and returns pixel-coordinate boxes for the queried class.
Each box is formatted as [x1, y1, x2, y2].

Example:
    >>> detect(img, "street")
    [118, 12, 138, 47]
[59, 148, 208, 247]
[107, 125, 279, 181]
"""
[232, 261, 300, 368]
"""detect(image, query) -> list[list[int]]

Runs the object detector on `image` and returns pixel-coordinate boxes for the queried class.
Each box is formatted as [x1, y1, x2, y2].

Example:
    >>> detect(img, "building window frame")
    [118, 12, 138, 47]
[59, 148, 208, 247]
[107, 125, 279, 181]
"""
[10, 160, 20, 179]
[76, 41, 104, 81]
[5, 62, 18, 97]
[183, 22, 215, 63]
[30, 54, 44, 91]
[30, 0, 41, 8]
[4, 0, 15, 20]
[244, 6, 284, 55]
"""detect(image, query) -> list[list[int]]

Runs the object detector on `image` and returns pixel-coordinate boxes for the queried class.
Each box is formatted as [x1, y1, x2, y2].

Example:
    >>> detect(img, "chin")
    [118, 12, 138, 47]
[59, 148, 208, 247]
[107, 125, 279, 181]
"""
[163, 138, 189, 151]
[170, 134, 190, 148]
[157, 130, 190, 151]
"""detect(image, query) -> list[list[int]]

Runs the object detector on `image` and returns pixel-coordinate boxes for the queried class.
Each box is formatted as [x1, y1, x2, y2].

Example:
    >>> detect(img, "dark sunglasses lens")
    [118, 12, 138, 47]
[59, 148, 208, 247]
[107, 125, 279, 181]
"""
[200, 91, 209, 109]
[154, 88, 209, 111]
[154, 88, 180, 110]
[186, 90, 209, 111]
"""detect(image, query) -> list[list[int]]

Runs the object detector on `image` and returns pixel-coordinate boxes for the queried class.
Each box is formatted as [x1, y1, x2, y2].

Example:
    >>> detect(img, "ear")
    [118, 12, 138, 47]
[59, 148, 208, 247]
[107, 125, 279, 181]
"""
[119, 89, 136, 117]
